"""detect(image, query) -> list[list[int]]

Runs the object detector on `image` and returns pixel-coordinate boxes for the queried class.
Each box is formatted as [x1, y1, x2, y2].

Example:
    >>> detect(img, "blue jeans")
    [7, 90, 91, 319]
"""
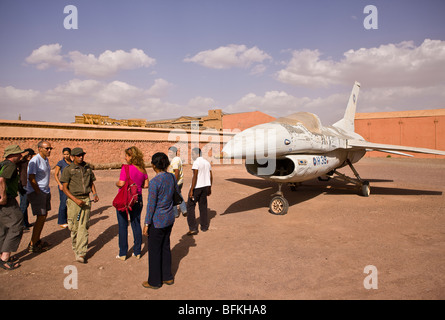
[19, 192, 31, 227]
[116, 194, 143, 257]
[58, 188, 68, 225]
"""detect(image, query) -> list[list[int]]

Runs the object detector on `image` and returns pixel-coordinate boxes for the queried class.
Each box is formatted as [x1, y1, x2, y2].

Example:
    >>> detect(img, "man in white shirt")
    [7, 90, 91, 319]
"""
[187, 148, 212, 235]
[26, 140, 52, 253]
[167, 146, 187, 217]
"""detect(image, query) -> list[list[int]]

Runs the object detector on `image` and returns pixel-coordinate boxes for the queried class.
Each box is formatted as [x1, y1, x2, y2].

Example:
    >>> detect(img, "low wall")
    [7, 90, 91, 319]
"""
[355, 111, 445, 159]
[0, 120, 236, 168]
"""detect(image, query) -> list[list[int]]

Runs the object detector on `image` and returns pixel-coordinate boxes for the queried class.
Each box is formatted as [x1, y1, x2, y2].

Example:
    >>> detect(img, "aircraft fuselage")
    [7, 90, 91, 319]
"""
[222, 112, 366, 183]
[221, 81, 445, 215]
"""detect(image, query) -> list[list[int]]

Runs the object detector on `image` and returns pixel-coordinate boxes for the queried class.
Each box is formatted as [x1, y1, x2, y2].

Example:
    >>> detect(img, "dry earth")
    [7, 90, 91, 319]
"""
[1, 157, 444, 300]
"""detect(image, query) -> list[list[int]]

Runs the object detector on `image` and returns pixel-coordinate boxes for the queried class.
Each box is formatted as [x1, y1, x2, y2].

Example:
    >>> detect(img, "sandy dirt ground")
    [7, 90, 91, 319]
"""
[1, 157, 444, 300]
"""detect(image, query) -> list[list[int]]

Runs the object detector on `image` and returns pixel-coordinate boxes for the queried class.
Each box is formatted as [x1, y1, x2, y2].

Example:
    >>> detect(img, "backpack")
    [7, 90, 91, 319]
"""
[112, 165, 139, 216]
[0, 160, 20, 197]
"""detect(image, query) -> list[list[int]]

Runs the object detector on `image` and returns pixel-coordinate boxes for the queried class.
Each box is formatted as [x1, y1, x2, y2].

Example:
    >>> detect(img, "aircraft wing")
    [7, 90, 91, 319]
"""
[348, 139, 445, 156]
[369, 149, 414, 157]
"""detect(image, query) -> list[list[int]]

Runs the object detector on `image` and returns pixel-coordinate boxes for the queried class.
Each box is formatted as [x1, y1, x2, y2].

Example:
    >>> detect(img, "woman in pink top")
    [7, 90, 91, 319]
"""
[115, 146, 149, 260]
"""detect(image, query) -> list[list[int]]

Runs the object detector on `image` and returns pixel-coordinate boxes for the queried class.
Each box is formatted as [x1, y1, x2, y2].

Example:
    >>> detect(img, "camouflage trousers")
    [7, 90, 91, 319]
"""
[66, 197, 91, 257]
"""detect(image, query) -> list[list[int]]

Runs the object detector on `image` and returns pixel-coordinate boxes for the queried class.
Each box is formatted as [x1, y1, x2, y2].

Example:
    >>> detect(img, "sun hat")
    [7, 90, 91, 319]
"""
[3, 145, 25, 158]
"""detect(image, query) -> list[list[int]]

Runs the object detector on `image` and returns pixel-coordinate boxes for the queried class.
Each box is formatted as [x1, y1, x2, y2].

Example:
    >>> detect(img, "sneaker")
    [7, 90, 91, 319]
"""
[75, 255, 86, 263]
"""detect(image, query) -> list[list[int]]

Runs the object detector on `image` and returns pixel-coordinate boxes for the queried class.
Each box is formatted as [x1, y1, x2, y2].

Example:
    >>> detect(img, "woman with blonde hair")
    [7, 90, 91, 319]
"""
[115, 146, 148, 260]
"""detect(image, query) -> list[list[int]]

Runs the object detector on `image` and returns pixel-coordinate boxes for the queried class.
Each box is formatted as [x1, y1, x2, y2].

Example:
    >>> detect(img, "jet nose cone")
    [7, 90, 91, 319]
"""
[222, 129, 254, 158]
[215, 151, 229, 159]
[222, 123, 288, 159]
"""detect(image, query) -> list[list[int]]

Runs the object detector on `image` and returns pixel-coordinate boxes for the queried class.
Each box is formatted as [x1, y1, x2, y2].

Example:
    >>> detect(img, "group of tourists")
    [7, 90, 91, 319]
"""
[0, 141, 212, 289]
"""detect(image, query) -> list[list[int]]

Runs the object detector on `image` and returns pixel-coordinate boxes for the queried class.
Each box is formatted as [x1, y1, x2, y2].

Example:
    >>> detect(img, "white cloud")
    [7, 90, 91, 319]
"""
[25, 43, 67, 70]
[0, 79, 178, 122]
[226, 91, 311, 117]
[187, 96, 216, 109]
[276, 49, 337, 87]
[277, 39, 445, 88]
[68, 48, 156, 78]
[250, 64, 267, 75]
[25, 44, 156, 78]
[4, 39, 445, 125]
[49, 79, 103, 96]
[0, 86, 40, 102]
[226, 84, 445, 125]
[0, 86, 45, 121]
[359, 85, 445, 113]
[138, 97, 182, 120]
[96, 81, 145, 104]
[2, 80, 445, 126]
[184, 44, 271, 70]
[147, 78, 173, 98]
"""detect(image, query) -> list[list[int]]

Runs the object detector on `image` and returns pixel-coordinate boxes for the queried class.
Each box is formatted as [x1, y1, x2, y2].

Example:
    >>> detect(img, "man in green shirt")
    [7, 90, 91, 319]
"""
[60, 147, 99, 263]
[0, 145, 25, 270]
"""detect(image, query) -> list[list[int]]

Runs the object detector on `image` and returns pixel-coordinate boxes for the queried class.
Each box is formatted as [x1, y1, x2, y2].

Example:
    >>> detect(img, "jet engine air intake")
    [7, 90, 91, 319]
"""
[246, 158, 295, 177]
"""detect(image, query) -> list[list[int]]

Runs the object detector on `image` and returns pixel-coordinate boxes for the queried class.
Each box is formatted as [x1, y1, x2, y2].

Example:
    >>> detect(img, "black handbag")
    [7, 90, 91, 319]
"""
[170, 173, 183, 205]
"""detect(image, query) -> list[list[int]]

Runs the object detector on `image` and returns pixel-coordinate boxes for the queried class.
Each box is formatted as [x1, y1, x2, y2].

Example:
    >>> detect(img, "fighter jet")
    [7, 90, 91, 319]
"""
[222, 81, 445, 215]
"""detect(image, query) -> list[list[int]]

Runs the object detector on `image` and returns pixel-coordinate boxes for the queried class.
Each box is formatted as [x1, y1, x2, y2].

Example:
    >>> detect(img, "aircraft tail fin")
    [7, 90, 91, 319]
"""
[333, 81, 361, 132]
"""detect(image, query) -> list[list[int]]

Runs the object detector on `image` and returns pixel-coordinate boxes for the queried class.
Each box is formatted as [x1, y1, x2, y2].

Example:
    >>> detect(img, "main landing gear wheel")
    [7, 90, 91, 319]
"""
[330, 160, 371, 197]
[361, 181, 370, 197]
[269, 196, 289, 215]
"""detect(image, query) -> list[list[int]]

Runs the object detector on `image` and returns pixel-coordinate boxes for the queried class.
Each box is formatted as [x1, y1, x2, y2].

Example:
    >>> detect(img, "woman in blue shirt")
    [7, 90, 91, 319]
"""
[142, 152, 177, 289]
[54, 147, 71, 228]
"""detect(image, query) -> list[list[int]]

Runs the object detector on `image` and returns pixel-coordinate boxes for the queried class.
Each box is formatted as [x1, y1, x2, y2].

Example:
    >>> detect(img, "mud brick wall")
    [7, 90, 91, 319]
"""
[355, 110, 445, 159]
[0, 120, 234, 169]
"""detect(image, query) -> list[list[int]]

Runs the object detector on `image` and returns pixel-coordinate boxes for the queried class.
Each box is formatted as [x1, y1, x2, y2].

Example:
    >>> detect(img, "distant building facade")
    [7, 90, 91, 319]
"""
[75, 114, 147, 127]
[75, 109, 276, 131]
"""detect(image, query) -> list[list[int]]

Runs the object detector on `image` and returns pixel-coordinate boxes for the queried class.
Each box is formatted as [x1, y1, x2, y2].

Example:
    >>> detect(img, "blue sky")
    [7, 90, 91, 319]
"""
[1, 0, 444, 125]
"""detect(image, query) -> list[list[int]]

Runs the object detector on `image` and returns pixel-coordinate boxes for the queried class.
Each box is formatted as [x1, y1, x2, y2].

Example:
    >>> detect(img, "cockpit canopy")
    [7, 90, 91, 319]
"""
[273, 112, 323, 134]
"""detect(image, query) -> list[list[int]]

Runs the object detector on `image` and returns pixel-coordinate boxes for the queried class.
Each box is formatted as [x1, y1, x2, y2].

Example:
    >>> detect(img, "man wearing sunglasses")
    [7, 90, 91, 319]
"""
[26, 140, 53, 253]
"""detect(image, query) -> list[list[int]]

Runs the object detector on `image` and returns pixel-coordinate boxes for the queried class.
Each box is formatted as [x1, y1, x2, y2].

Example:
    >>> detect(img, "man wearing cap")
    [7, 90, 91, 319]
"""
[26, 140, 52, 253]
[0, 145, 25, 270]
[60, 147, 99, 263]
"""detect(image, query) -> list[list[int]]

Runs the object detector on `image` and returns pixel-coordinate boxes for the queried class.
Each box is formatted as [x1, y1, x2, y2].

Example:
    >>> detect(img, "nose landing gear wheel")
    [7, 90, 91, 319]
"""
[269, 196, 289, 215]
